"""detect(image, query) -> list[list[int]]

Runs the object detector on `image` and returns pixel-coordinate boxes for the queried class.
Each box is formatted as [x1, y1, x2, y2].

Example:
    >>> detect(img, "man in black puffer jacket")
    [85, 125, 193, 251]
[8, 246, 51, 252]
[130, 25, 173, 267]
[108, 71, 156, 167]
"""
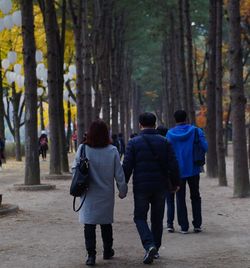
[123, 112, 180, 264]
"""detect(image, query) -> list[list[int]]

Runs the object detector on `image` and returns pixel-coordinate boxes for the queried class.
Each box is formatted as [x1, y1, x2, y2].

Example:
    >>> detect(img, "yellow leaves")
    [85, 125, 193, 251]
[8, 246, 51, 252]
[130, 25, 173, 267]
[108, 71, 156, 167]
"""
[196, 105, 207, 128]
[145, 90, 158, 100]
[240, 0, 250, 19]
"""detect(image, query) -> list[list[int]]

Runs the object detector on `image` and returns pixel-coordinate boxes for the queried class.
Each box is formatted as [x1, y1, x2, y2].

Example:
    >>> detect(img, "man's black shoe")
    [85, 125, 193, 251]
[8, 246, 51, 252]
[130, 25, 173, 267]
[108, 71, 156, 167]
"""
[86, 255, 96, 266]
[103, 248, 115, 260]
[143, 246, 157, 264]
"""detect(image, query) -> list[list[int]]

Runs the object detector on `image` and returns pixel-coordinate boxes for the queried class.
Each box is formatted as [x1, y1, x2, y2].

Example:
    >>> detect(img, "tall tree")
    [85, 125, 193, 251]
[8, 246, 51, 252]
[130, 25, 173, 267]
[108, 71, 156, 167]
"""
[99, 0, 112, 126]
[183, 0, 195, 123]
[0, 53, 4, 140]
[206, 0, 218, 178]
[82, 0, 93, 130]
[69, 0, 86, 145]
[178, 0, 188, 112]
[228, 0, 250, 197]
[57, 0, 69, 173]
[21, 0, 40, 185]
[215, 0, 227, 186]
[40, 0, 62, 174]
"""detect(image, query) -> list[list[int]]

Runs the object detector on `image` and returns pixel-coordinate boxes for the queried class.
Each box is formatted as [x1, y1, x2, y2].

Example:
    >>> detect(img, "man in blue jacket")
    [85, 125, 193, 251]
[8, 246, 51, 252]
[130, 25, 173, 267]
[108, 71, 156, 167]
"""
[166, 110, 208, 234]
[123, 112, 180, 264]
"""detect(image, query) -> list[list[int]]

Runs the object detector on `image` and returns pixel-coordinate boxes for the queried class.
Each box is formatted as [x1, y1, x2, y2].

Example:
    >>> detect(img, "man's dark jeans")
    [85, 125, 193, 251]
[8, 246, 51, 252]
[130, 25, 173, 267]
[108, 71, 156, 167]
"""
[167, 175, 201, 231]
[134, 190, 165, 251]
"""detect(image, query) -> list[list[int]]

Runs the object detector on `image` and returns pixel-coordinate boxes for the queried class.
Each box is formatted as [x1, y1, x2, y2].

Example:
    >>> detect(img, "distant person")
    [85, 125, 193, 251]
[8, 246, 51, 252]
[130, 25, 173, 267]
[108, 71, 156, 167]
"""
[118, 133, 125, 158]
[166, 110, 208, 233]
[39, 131, 48, 161]
[123, 112, 180, 264]
[72, 130, 78, 152]
[111, 134, 120, 154]
[0, 135, 5, 171]
[130, 133, 138, 139]
[72, 120, 127, 266]
[156, 125, 168, 136]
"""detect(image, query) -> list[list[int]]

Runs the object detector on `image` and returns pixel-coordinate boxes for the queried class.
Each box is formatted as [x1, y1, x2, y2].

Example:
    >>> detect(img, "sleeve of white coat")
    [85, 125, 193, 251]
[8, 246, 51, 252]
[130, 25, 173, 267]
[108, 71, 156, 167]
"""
[114, 149, 128, 196]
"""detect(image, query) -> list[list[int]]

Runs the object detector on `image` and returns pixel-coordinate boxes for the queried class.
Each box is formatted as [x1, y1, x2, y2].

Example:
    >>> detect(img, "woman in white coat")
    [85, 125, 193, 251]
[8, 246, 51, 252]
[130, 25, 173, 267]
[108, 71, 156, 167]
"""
[72, 120, 127, 266]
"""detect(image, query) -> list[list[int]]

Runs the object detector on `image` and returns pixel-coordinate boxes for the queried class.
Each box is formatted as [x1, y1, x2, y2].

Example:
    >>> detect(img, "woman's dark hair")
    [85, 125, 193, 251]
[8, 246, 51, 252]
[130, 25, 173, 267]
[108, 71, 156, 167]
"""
[85, 120, 111, 148]
[139, 112, 156, 127]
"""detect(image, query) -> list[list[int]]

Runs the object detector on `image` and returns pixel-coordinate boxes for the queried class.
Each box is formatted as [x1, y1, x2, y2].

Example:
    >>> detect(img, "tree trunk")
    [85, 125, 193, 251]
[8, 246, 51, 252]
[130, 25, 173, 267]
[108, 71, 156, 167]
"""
[178, 0, 188, 112]
[66, 100, 72, 152]
[111, 14, 120, 135]
[12, 84, 22, 162]
[39, 97, 45, 130]
[228, 0, 250, 197]
[0, 52, 5, 140]
[82, 0, 93, 130]
[100, 0, 112, 127]
[57, 0, 69, 173]
[215, 0, 227, 186]
[44, 0, 61, 174]
[206, 0, 218, 178]
[21, 0, 40, 185]
[69, 0, 85, 146]
[183, 0, 195, 123]
[170, 13, 181, 119]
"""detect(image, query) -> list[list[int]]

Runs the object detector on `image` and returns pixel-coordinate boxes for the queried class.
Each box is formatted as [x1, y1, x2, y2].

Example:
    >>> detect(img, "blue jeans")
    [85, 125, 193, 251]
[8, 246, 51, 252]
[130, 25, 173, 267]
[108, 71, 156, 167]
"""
[133, 190, 165, 251]
[165, 192, 175, 227]
[176, 175, 202, 231]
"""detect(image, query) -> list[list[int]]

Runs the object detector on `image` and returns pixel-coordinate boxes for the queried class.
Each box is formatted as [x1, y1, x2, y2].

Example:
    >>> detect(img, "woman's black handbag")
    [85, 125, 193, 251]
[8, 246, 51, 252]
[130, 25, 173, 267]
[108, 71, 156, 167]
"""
[193, 128, 206, 166]
[70, 144, 90, 212]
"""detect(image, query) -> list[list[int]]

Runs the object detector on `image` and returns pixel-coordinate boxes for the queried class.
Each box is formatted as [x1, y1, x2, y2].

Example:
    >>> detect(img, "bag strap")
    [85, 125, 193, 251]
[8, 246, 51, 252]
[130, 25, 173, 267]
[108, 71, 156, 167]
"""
[79, 144, 86, 160]
[73, 192, 87, 212]
[194, 128, 199, 144]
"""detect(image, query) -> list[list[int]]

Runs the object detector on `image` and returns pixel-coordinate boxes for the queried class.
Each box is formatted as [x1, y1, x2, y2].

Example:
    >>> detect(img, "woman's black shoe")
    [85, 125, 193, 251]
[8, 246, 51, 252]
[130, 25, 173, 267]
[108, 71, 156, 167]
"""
[86, 255, 96, 266]
[103, 249, 115, 260]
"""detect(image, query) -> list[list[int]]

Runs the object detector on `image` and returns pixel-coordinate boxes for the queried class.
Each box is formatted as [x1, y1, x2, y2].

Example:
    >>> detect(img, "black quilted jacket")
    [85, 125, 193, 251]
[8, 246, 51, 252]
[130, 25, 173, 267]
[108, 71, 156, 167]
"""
[122, 128, 180, 193]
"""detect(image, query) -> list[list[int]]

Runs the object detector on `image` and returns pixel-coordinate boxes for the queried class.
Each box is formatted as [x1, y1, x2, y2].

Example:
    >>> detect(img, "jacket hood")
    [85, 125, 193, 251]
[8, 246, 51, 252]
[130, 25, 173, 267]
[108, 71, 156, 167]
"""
[167, 124, 195, 141]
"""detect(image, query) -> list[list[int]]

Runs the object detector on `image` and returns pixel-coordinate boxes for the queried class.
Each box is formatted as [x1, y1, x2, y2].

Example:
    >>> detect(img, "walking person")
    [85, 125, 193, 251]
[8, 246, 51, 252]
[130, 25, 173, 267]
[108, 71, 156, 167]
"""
[38, 131, 48, 161]
[166, 110, 208, 233]
[111, 134, 120, 154]
[123, 112, 180, 264]
[72, 129, 78, 152]
[72, 120, 127, 266]
[118, 133, 125, 158]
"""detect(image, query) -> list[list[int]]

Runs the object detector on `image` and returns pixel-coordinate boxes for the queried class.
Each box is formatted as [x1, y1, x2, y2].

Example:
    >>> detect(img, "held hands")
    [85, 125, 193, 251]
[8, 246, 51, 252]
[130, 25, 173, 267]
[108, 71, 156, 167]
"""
[174, 186, 180, 193]
[118, 192, 126, 199]
[170, 186, 180, 193]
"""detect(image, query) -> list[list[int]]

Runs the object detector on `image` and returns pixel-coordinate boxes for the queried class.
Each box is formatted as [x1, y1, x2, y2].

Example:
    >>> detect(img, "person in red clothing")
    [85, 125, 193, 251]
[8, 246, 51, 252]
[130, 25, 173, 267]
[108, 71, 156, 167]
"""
[39, 131, 48, 161]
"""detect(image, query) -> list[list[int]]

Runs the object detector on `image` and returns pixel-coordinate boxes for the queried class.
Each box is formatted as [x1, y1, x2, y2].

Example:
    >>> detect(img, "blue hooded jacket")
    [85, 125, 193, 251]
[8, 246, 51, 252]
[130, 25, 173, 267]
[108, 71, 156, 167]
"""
[166, 124, 208, 179]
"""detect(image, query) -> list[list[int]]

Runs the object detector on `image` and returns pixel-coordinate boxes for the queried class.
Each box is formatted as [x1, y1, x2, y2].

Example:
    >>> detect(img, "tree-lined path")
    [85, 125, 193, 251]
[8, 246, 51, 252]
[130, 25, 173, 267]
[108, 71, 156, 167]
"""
[0, 154, 250, 268]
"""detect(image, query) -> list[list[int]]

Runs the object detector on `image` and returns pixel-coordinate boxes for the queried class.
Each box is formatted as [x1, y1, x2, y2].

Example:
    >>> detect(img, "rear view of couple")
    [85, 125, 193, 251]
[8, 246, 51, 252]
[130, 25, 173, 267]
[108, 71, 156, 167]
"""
[72, 111, 207, 266]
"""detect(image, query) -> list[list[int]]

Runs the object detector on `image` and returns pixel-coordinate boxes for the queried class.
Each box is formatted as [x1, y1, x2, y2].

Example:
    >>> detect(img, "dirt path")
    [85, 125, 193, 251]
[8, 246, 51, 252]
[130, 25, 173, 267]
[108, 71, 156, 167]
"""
[0, 155, 250, 268]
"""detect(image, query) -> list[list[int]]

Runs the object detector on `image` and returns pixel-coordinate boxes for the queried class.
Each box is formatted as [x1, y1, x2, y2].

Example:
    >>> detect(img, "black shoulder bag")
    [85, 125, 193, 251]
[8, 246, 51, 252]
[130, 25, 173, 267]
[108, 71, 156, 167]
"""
[70, 144, 90, 212]
[193, 128, 206, 166]
[142, 135, 176, 192]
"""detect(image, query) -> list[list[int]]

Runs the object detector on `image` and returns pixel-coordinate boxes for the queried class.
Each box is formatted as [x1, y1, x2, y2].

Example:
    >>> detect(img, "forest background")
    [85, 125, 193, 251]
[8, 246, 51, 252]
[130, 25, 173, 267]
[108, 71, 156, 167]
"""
[0, 0, 250, 198]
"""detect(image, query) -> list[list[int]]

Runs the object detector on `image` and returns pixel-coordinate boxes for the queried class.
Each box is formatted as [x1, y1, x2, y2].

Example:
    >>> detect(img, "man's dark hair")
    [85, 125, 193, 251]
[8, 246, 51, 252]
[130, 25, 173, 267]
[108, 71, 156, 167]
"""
[174, 110, 187, 123]
[139, 112, 156, 127]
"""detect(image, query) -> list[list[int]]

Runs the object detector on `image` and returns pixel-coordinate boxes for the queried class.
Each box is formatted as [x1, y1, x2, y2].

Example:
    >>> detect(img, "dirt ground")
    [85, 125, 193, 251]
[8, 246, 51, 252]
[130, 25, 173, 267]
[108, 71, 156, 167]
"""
[0, 153, 250, 268]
